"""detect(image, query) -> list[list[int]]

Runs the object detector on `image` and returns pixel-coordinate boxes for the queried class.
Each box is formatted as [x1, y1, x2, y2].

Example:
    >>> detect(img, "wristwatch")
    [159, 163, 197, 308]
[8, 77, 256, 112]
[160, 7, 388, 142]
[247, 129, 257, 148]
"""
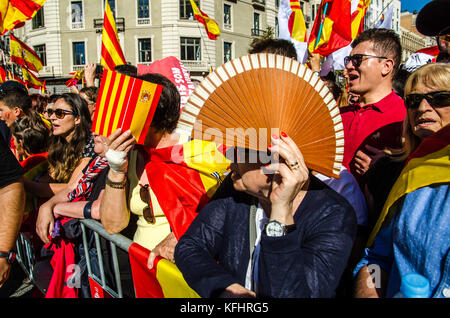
[0, 251, 16, 264]
[264, 221, 296, 237]
[106, 176, 128, 189]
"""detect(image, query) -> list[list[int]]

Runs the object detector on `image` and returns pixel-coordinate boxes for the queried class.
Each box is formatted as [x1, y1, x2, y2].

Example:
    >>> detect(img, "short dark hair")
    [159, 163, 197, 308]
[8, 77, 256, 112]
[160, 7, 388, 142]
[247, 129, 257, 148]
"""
[79, 86, 98, 105]
[11, 116, 49, 155]
[114, 64, 138, 77]
[137, 73, 180, 134]
[352, 28, 402, 76]
[0, 86, 32, 113]
[248, 38, 297, 59]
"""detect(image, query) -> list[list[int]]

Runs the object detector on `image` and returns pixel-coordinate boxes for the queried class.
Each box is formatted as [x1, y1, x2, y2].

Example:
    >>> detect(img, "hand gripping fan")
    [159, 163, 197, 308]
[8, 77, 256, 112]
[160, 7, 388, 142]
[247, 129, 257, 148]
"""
[176, 53, 344, 178]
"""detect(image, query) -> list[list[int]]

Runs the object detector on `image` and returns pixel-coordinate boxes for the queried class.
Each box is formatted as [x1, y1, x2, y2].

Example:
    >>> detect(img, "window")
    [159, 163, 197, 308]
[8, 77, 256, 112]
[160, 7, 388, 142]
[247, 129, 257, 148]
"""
[253, 12, 260, 35]
[72, 42, 85, 66]
[275, 17, 279, 38]
[224, 42, 232, 63]
[137, 0, 150, 24]
[180, 0, 199, 20]
[33, 44, 46, 66]
[104, 0, 116, 16]
[32, 8, 45, 29]
[71, 1, 83, 29]
[180, 37, 201, 61]
[224, 4, 231, 25]
[138, 38, 152, 63]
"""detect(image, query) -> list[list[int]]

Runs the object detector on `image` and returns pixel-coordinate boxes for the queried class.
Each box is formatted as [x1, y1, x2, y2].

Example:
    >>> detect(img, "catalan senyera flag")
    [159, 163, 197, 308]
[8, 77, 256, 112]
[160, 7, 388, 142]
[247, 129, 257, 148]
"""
[0, 0, 46, 35]
[10, 33, 43, 72]
[189, 0, 220, 40]
[367, 125, 450, 247]
[308, 0, 352, 56]
[100, 0, 126, 70]
[21, 66, 43, 89]
[351, 0, 371, 39]
[92, 69, 163, 145]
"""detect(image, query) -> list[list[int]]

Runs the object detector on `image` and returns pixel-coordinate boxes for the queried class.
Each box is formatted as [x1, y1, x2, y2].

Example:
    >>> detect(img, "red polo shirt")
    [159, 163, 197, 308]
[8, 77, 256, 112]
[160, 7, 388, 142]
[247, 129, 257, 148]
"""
[340, 91, 406, 184]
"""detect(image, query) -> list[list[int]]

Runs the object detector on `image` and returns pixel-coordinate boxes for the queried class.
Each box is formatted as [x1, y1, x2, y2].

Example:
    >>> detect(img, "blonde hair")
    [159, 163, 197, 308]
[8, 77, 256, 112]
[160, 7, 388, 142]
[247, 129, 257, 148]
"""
[394, 63, 450, 161]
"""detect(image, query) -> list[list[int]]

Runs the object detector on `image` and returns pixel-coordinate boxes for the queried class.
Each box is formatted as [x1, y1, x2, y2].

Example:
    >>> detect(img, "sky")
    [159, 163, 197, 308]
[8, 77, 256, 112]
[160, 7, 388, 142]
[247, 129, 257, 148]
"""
[401, 0, 433, 13]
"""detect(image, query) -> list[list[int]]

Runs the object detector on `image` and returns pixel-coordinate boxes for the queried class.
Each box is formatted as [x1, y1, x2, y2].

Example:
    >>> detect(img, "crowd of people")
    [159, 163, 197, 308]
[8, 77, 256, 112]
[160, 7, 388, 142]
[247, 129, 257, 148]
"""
[0, 0, 449, 299]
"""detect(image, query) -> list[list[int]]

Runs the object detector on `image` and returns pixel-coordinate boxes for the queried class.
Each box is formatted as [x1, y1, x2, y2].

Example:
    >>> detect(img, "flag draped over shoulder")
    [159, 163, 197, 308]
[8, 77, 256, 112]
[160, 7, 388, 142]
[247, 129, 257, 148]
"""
[101, 0, 126, 70]
[278, 0, 308, 63]
[367, 126, 450, 247]
[308, 0, 352, 56]
[128, 139, 230, 298]
[10, 33, 43, 72]
[0, 0, 46, 35]
[92, 69, 163, 144]
[189, 0, 220, 40]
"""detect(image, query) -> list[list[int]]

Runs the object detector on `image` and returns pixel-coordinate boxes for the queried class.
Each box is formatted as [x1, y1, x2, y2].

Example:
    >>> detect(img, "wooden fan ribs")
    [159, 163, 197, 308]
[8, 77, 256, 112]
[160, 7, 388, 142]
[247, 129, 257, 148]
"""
[178, 53, 344, 178]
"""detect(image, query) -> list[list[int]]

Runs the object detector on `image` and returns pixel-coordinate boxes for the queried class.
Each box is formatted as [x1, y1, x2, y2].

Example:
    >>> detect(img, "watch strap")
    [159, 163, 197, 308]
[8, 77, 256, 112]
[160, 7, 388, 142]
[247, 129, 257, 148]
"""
[106, 176, 128, 189]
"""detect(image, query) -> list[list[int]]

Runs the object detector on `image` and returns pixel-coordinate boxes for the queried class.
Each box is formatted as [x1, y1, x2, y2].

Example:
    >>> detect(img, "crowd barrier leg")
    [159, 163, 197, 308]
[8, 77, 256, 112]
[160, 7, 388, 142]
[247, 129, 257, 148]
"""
[80, 219, 135, 298]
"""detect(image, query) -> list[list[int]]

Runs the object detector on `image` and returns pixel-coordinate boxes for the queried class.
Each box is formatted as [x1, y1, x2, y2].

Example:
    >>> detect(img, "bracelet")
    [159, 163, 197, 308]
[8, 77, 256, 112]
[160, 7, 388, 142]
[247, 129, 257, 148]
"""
[83, 201, 93, 219]
[106, 176, 128, 189]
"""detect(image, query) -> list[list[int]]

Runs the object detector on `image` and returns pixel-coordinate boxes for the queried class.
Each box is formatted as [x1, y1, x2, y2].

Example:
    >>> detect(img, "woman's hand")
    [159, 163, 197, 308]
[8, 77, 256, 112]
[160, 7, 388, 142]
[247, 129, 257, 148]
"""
[104, 129, 135, 174]
[147, 232, 178, 269]
[36, 201, 55, 244]
[264, 132, 309, 223]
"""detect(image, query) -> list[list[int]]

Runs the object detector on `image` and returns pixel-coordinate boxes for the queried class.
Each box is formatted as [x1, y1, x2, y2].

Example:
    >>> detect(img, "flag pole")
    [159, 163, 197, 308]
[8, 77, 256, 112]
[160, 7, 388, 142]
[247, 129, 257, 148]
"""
[314, 2, 329, 50]
[369, 0, 394, 29]
[195, 22, 214, 73]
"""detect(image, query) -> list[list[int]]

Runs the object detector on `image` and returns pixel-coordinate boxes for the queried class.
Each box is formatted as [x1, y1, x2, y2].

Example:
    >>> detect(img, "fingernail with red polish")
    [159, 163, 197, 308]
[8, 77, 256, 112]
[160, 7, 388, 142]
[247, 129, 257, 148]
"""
[281, 132, 288, 138]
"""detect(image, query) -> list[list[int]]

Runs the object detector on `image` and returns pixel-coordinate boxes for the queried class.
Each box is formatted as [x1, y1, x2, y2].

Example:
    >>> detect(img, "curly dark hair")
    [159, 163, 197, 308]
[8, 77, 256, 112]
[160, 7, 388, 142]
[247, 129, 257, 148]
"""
[47, 93, 92, 182]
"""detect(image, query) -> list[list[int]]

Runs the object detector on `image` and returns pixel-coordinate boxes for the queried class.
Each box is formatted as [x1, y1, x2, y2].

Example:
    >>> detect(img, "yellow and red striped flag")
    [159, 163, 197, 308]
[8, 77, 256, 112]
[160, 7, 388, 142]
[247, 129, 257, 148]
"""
[308, 0, 352, 56]
[10, 33, 43, 72]
[100, 0, 126, 70]
[0, 66, 6, 83]
[0, 0, 46, 35]
[351, 0, 371, 39]
[288, 0, 307, 42]
[92, 69, 163, 145]
[21, 66, 43, 89]
[189, 0, 220, 40]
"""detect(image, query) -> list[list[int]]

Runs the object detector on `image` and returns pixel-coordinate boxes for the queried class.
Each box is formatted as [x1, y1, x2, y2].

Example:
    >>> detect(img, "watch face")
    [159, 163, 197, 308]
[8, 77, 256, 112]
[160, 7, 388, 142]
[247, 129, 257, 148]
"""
[265, 221, 284, 237]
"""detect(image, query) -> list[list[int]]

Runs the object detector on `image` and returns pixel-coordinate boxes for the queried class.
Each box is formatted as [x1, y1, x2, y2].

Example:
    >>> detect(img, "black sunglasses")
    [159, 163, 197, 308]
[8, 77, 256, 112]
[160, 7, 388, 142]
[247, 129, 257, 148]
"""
[139, 184, 155, 224]
[47, 108, 77, 119]
[405, 91, 450, 110]
[344, 54, 388, 68]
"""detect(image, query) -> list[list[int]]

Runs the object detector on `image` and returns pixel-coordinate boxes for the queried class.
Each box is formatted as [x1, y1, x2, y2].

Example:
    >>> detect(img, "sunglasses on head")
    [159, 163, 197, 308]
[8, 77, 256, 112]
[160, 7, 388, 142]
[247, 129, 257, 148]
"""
[405, 91, 450, 110]
[47, 108, 77, 119]
[344, 54, 388, 68]
[139, 184, 155, 224]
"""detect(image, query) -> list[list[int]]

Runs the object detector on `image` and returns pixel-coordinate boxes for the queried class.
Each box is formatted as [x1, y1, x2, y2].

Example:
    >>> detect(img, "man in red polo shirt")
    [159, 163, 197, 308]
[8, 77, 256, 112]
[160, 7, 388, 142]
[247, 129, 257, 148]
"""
[340, 29, 406, 187]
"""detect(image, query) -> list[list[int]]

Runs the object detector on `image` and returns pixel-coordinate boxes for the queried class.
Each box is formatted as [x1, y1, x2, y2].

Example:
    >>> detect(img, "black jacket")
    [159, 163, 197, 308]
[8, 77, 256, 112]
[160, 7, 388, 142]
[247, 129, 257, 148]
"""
[174, 175, 357, 298]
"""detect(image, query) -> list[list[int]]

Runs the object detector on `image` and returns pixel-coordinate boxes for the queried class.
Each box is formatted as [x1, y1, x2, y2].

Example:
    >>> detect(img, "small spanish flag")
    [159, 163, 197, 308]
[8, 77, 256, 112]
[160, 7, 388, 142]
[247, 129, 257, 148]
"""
[0, 0, 46, 35]
[92, 69, 163, 144]
[10, 33, 44, 72]
[21, 66, 43, 89]
[189, 0, 220, 40]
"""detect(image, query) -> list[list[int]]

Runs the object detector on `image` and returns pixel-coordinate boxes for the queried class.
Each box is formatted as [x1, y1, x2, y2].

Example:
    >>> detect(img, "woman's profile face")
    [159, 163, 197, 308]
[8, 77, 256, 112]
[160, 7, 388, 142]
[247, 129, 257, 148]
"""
[407, 82, 450, 140]
[50, 99, 80, 140]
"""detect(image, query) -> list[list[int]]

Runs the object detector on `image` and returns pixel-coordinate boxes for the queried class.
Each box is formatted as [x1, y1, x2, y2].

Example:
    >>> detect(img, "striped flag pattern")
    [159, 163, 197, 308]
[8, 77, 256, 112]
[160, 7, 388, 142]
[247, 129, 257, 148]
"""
[21, 66, 43, 89]
[10, 33, 43, 72]
[0, 0, 46, 35]
[189, 0, 220, 40]
[92, 69, 163, 145]
[101, 0, 126, 70]
[288, 0, 307, 42]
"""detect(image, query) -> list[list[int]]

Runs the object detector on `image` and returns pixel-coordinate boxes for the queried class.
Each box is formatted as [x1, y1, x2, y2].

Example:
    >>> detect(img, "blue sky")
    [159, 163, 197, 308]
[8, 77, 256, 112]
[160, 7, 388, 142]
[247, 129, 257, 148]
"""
[401, 0, 433, 12]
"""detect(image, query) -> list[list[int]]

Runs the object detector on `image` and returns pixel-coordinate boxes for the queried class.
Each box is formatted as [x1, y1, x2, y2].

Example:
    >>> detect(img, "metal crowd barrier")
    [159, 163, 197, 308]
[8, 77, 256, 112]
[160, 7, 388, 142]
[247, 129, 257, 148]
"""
[80, 219, 135, 298]
[14, 232, 39, 290]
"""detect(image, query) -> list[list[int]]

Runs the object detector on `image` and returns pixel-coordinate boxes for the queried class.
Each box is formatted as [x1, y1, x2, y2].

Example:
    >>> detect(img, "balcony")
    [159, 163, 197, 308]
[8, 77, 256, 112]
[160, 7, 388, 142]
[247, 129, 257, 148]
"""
[181, 60, 208, 72]
[94, 17, 125, 33]
[251, 28, 266, 37]
[252, 0, 265, 11]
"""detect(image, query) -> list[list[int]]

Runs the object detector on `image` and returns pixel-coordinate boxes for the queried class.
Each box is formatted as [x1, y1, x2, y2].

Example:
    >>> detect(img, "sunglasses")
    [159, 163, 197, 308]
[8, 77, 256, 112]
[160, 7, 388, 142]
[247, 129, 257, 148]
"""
[139, 184, 155, 224]
[47, 108, 77, 119]
[344, 54, 388, 68]
[405, 91, 450, 110]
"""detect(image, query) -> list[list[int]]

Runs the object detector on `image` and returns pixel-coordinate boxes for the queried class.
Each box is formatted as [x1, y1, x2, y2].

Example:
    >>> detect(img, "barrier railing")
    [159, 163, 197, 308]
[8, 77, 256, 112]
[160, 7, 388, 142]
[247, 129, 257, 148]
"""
[80, 219, 135, 298]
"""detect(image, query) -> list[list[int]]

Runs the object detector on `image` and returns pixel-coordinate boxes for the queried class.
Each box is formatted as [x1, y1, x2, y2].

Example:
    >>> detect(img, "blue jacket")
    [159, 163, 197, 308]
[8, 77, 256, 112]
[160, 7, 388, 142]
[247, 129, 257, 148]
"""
[175, 176, 357, 298]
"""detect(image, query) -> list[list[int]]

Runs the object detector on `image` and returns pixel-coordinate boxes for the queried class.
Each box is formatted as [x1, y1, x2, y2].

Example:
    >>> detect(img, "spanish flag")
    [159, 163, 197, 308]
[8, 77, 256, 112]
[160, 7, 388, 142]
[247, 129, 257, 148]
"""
[100, 0, 126, 70]
[288, 0, 307, 42]
[308, 0, 352, 56]
[0, 0, 46, 35]
[189, 0, 220, 40]
[129, 139, 230, 297]
[351, 0, 371, 39]
[367, 125, 450, 247]
[0, 66, 6, 83]
[21, 66, 43, 89]
[65, 69, 84, 88]
[92, 69, 163, 145]
[10, 33, 43, 72]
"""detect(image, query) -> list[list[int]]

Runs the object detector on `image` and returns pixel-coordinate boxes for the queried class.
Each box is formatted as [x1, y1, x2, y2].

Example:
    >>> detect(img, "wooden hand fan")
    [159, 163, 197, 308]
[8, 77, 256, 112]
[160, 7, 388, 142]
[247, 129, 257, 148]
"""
[176, 53, 344, 178]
